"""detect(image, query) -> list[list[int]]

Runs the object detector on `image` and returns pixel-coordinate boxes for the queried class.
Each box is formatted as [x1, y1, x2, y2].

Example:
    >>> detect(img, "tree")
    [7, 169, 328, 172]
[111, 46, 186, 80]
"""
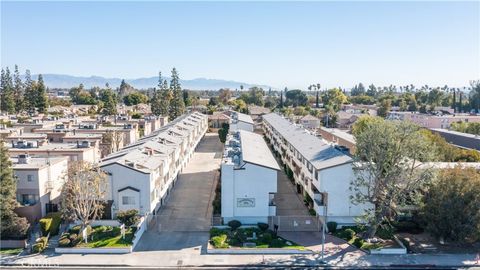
[123, 92, 148, 106]
[421, 166, 480, 243]
[100, 88, 117, 115]
[118, 79, 134, 100]
[469, 80, 480, 113]
[366, 84, 377, 97]
[279, 91, 284, 108]
[0, 68, 15, 114]
[218, 123, 229, 143]
[168, 68, 185, 120]
[183, 90, 191, 106]
[69, 84, 84, 104]
[151, 72, 171, 117]
[231, 99, 247, 113]
[13, 65, 24, 113]
[0, 140, 30, 239]
[246, 87, 265, 106]
[23, 70, 37, 113]
[377, 99, 392, 118]
[351, 83, 366, 96]
[102, 130, 123, 155]
[60, 161, 108, 229]
[218, 88, 232, 104]
[150, 88, 162, 116]
[351, 119, 434, 238]
[285, 89, 308, 107]
[35, 74, 49, 113]
[407, 96, 418, 112]
[322, 88, 347, 111]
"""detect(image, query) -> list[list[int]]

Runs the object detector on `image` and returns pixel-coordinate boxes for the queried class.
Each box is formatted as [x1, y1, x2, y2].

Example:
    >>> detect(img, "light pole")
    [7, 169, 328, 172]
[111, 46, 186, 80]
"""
[320, 192, 328, 264]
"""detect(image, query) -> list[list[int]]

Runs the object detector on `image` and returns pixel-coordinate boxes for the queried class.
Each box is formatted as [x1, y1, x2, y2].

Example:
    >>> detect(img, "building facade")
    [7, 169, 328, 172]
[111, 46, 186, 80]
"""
[100, 112, 208, 218]
[221, 130, 279, 224]
[263, 113, 368, 225]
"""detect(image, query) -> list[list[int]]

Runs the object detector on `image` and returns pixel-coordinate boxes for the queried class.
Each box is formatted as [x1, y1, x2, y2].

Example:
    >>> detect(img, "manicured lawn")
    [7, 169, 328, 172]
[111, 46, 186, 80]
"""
[210, 227, 305, 250]
[0, 248, 23, 256]
[60, 225, 135, 248]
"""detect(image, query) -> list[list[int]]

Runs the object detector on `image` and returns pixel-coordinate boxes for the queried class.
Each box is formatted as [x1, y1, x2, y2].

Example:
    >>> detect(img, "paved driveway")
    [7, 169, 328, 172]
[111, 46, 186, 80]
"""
[134, 133, 222, 251]
[275, 161, 310, 216]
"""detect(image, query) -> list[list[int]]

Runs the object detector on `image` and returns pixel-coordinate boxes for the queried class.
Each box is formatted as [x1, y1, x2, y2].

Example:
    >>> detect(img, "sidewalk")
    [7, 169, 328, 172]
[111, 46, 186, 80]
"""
[2, 247, 479, 268]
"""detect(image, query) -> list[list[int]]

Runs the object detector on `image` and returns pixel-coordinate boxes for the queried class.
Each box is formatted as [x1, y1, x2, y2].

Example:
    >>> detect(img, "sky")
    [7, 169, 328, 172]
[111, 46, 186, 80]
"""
[1, 1, 479, 89]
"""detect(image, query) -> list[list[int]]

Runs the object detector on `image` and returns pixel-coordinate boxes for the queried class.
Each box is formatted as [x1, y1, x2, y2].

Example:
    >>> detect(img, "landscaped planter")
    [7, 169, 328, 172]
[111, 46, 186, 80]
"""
[206, 243, 312, 254]
[55, 246, 132, 254]
[368, 236, 407, 255]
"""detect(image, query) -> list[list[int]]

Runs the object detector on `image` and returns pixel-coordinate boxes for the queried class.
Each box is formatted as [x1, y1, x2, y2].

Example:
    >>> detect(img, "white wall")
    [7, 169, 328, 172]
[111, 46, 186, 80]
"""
[317, 163, 369, 224]
[231, 121, 254, 133]
[102, 163, 151, 216]
[221, 162, 277, 224]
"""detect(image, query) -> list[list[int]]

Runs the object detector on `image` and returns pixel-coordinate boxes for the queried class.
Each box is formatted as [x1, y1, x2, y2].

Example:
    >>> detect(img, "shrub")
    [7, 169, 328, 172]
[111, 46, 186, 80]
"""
[69, 225, 81, 234]
[227, 220, 242, 231]
[39, 218, 52, 236]
[260, 232, 273, 243]
[327, 221, 338, 233]
[353, 237, 364, 248]
[209, 227, 225, 237]
[32, 236, 48, 253]
[45, 212, 62, 236]
[211, 234, 228, 248]
[308, 209, 316, 216]
[1, 216, 30, 240]
[270, 238, 284, 248]
[116, 209, 140, 227]
[376, 225, 395, 240]
[393, 220, 422, 234]
[257, 223, 269, 232]
[338, 228, 356, 241]
[32, 243, 44, 253]
[58, 237, 71, 247]
[69, 233, 79, 245]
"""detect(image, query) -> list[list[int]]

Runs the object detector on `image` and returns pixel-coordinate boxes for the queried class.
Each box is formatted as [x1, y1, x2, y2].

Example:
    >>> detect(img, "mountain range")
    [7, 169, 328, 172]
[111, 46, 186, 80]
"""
[29, 74, 272, 90]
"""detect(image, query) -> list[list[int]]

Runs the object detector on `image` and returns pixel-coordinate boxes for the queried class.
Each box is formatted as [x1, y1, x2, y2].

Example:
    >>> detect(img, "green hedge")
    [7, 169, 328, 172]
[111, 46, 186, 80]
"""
[39, 212, 62, 236]
[32, 236, 48, 253]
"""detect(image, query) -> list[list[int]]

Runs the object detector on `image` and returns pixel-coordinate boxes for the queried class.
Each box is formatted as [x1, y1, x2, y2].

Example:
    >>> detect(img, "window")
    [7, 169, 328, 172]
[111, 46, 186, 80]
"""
[122, 196, 135, 205]
[27, 175, 33, 182]
[315, 170, 319, 181]
[19, 194, 39, 205]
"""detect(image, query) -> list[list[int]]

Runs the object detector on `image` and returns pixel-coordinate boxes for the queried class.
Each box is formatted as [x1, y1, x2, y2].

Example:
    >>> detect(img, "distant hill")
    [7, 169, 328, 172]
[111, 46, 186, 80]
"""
[28, 74, 272, 90]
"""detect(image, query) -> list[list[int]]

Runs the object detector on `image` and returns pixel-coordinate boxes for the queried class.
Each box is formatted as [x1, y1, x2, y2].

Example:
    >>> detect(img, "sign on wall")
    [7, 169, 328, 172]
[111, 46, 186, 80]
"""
[237, 198, 255, 207]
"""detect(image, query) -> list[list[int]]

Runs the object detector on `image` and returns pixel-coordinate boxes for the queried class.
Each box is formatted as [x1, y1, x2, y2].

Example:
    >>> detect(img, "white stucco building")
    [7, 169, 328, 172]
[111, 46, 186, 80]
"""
[12, 155, 68, 223]
[230, 111, 254, 132]
[221, 130, 279, 224]
[100, 112, 208, 217]
[263, 113, 368, 225]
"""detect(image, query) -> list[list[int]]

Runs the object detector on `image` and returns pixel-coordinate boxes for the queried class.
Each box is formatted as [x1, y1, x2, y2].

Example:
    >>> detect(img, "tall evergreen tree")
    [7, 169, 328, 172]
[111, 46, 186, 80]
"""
[0, 68, 15, 114]
[0, 141, 30, 238]
[168, 68, 185, 120]
[36, 74, 49, 113]
[24, 70, 37, 113]
[152, 72, 171, 116]
[13, 65, 24, 113]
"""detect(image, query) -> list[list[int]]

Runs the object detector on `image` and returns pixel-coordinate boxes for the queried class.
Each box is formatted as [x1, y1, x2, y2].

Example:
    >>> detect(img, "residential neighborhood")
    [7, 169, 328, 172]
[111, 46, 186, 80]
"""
[1, 1, 480, 269]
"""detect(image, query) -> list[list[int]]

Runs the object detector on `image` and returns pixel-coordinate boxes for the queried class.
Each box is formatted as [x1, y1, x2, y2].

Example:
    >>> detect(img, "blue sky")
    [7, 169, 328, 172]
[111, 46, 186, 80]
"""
[1, 1, 479, 89]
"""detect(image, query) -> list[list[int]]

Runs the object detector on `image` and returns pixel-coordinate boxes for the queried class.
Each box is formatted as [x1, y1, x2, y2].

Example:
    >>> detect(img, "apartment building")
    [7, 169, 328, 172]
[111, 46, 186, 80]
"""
[263, 113, 368, 225]
[7, 139, 100, 163]
[12, 155, 68, 223]
[99, 112, 208, 217]
[318, 127, 356, 154]
[221, 130, 279, 224]
[430, 128, 480, 151]
[230, 111, 254, 132]
[299, 114, 321, 130]
[387, 111, 480, 129]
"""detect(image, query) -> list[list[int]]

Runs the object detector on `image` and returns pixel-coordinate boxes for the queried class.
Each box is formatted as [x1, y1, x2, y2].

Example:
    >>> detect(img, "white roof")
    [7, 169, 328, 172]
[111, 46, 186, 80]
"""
[235, 112, 254, 125]
[239, 130, 280, 171]
[263, 113, 352, 170]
